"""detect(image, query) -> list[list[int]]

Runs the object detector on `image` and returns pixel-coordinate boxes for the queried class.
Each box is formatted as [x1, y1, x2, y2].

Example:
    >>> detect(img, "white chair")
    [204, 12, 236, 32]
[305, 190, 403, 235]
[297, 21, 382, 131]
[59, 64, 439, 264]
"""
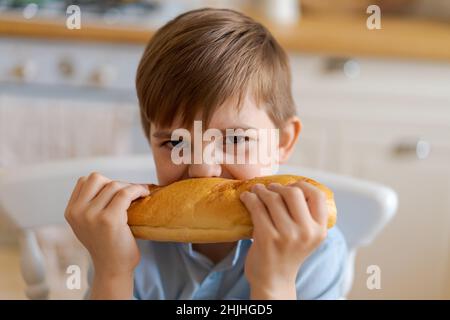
[0, 155, 398, 299]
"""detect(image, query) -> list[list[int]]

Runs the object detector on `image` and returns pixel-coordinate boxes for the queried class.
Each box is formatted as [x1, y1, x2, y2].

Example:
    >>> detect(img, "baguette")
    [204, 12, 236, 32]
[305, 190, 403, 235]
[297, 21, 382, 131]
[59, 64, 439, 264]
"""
[127, 175, 337, 243]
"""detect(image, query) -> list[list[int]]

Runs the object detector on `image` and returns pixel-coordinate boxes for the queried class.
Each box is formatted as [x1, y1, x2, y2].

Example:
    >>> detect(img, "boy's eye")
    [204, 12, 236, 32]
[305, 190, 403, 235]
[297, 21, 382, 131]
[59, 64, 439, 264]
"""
[162, 140, 185, 148]
[224, 135, 249, 144]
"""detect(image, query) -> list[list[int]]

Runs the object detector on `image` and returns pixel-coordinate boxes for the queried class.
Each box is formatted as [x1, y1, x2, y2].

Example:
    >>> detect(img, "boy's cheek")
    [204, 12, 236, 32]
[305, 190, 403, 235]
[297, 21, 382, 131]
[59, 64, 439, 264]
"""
[153, 155, 186, 185]
[150, 141, 278, 182]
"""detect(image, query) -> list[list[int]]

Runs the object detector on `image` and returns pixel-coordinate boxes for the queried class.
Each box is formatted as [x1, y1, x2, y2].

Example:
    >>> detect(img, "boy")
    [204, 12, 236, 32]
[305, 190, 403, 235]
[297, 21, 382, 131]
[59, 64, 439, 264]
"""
[65, 8, 347, 300]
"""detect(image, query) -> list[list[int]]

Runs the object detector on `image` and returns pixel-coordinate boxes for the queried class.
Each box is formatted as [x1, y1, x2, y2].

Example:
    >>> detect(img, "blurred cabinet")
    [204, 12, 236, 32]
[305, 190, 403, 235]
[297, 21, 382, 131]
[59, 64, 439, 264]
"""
[289, 55, 450, 299]
[339, 122, 450, 299]
[290, 118, 330, 170]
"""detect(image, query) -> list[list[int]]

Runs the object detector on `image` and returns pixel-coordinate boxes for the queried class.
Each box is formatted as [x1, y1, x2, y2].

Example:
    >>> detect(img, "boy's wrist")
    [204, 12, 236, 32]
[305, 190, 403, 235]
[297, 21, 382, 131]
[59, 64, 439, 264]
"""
[91, 271, 134, 300]
[249, 279, 297, 300]
[93, 260, 136, 279]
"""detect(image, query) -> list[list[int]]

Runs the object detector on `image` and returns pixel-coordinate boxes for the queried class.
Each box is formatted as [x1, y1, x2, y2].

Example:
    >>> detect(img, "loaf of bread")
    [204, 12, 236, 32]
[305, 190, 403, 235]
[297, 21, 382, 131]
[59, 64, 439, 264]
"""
[127, 175, 337, 243]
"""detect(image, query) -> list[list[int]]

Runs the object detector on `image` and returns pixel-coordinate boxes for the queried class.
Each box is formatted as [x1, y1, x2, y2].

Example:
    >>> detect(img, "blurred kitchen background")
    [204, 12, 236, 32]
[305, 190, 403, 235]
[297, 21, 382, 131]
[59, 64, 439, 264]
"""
[0, 0, 449, 299]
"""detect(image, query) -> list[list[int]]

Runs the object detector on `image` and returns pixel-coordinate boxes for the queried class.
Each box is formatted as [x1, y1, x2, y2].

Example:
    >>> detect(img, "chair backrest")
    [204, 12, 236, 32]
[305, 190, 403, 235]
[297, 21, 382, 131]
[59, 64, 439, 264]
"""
[0, 156, 158, 230]
[0, 155, 398, 299]
[278, 165, 398, 250]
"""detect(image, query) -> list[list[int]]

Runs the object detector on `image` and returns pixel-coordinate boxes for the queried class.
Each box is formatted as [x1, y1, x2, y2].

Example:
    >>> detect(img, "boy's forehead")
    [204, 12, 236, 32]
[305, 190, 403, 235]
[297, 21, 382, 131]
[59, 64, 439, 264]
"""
[152, 97, 269, 132]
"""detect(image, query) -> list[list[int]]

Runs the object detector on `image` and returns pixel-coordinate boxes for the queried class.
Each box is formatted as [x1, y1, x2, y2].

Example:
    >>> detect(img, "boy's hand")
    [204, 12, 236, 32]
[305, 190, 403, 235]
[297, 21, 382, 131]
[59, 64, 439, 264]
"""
[64, 172, 149, 291]
[240, 180, 328, 300]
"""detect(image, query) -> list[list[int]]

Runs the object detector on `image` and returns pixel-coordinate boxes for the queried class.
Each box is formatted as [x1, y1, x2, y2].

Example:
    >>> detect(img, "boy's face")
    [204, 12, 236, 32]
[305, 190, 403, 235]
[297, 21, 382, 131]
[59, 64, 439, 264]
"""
[149, 95, 300, 185]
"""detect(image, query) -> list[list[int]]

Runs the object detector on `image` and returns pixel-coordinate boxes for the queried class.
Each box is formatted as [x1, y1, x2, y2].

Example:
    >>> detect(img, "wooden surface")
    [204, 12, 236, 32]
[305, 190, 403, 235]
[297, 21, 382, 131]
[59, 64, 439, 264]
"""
[0, 15, 155, 44]
[261, 14, 450, 62]
[0, 245, 26, 299]
[0, 12, 449, 62]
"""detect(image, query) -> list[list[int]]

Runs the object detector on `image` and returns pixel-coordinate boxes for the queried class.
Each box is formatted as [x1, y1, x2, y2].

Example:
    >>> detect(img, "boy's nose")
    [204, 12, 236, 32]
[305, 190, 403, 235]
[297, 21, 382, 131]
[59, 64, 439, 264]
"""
[188, 163, 222, 179]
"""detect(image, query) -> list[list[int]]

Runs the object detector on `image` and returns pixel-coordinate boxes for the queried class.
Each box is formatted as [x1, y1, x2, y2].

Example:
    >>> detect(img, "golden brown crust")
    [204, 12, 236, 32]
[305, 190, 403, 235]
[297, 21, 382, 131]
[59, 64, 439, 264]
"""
[127, 175, 337, 243]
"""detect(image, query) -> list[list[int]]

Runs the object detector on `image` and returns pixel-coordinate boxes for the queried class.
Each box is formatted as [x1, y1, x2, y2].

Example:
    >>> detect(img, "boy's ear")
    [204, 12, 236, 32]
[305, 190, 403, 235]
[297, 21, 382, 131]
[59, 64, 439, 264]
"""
[278, 116, 302, 164]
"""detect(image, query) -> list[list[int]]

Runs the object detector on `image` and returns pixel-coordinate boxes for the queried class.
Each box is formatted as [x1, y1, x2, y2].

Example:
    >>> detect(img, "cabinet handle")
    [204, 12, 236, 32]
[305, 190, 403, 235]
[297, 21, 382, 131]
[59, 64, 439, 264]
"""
[322, 57, 348, 74]
[322, 57, 360, 79]
[392, 139, 431, 160]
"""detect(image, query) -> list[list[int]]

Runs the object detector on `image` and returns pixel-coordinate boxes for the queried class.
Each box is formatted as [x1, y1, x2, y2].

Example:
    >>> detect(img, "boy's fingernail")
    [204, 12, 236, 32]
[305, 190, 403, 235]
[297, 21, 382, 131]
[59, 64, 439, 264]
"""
[240, 191, 248, 199]
[251, 183, 264, 192]
[267, 182, 280, 188]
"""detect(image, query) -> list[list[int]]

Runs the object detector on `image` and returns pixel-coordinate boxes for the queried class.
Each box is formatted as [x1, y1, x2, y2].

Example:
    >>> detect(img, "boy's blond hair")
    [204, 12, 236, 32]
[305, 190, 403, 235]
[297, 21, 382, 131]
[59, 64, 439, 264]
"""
[136, 8, 296, 139]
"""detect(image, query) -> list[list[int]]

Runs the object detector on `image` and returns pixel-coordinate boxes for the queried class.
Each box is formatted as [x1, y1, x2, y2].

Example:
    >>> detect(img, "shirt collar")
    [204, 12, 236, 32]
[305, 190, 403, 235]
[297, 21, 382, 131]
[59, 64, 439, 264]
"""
[178, 239, 253, 271]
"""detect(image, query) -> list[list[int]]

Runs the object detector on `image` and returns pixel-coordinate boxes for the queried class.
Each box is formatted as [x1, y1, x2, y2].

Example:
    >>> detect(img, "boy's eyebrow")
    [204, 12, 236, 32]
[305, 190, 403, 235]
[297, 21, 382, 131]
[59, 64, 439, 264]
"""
[152, 131, 173, 139]
[219, 127, 257, 134]
[152, 126, 257, 139]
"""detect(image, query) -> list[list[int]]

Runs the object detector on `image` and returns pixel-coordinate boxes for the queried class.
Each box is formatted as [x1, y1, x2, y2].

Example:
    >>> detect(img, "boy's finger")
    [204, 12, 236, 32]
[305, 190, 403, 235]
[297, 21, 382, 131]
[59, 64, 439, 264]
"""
[67, 176, 86, 208]
[250, 184, 294, 236]
[239, 191, 276, 237]
[78, 172, 111, 203]
[268, 183, 313, 226]
[108, 184, 150, 214]
[90, 181, 131, 210]
[293, 180, 328, 227]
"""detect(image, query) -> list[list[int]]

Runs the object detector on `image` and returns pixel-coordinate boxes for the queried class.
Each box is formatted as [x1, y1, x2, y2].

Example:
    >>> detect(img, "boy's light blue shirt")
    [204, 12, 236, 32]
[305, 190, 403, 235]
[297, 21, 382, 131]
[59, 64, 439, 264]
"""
[130, 226, 348, 300]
